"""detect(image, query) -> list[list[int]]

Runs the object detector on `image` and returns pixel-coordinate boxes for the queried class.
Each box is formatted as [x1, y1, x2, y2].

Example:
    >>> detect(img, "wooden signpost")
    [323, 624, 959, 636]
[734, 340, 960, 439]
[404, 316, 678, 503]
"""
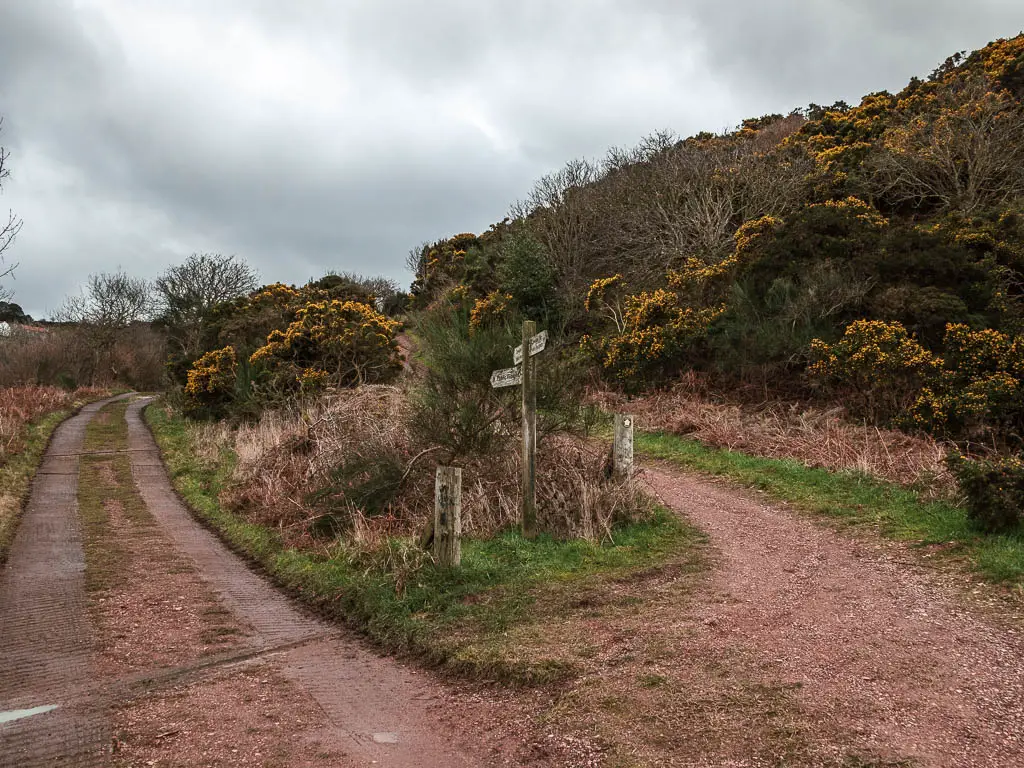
[513, 329, 548, 365]
[489, 366, 522, 388]
[491, 320, 547, 537]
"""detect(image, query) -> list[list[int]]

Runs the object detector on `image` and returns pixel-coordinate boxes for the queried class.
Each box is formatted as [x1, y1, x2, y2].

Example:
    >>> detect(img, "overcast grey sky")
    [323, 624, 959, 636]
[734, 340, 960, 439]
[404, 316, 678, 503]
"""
[0, 1, 1021, 317]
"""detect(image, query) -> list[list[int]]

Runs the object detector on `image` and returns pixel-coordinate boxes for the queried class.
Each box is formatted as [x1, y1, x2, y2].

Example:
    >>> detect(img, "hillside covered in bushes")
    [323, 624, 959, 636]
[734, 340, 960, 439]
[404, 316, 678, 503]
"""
[408, 35, 1024, 455]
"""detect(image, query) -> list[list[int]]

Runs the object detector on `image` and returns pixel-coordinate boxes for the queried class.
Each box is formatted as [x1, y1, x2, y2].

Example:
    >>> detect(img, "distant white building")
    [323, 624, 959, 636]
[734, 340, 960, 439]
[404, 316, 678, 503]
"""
[0, 322, 50, 339]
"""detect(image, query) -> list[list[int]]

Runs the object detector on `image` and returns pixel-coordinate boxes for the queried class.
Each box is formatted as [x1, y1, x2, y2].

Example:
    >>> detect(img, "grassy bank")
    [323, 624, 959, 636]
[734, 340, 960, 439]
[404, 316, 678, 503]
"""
[145, 402, 707, 684]
[0, 389, 113, 566]
[638, 431, 1024, 585]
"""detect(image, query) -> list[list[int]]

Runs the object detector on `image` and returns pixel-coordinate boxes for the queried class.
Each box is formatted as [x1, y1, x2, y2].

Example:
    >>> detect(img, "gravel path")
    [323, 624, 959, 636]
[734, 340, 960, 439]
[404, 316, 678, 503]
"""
[645, 465, 1024, 767]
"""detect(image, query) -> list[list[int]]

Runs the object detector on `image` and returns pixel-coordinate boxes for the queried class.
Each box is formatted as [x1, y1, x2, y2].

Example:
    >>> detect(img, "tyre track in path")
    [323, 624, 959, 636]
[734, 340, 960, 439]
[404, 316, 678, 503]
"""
[123, 398, 480, 767]
[0, 395, 131, 768]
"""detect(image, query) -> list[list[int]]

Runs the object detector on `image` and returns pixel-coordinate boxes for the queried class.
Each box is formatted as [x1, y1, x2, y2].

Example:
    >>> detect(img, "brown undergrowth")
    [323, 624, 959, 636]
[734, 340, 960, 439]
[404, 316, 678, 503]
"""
[0, 386, 101, 458]
[0, 385, 111, 565]
[201, 385, 643, 549]
[596, 380, 953, 493]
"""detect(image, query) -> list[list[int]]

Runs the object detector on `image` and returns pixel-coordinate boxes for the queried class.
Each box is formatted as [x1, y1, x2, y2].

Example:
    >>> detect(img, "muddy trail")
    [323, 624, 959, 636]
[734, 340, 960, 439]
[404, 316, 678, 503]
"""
[645, 466, 1024, 768]
[0, 398, 555, 767]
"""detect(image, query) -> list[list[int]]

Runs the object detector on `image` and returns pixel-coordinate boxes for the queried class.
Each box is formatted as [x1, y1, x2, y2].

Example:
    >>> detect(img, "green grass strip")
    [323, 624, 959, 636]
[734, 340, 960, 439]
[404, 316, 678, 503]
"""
[637, 431, 1024, 584]
[145, 402, 705, 684]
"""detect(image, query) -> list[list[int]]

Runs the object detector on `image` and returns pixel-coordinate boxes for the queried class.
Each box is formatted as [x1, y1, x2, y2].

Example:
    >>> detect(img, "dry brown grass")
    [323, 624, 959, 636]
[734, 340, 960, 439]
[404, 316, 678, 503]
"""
[207, 386, 642, 547]
[0, 385, 108, 462]
[595, 384, 954, 494]
[1, 385, 111, 565]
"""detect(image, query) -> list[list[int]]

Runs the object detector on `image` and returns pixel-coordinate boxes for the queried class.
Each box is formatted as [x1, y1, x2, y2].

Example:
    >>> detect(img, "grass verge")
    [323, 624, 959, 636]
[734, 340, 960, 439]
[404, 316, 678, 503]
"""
[638, 431, 1024, 585]
[80, 399, 152, 594]
[0, 390, 113, 567]
[145, 401, 707, 685]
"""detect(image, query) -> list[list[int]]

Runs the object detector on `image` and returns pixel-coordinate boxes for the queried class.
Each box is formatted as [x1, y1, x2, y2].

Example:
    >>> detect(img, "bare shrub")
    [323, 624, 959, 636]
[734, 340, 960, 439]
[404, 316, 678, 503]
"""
[870, 75, 1024, 213]
[223, 386, 419, 544]
[214, 386, 641, 547]
[0, 324, 166, 389]
[596, 385, 953, 494]
[535, 435, 652, 540]
[155, 253, 260, 357]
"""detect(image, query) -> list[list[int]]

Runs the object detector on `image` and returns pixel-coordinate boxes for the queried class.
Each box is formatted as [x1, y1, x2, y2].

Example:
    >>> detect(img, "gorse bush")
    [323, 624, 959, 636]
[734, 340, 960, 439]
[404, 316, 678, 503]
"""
[910, 325, 1024, 442]
[495, 231, 558, 322]
[581, 274, 723, 387]
[410, 302, 520, 460]
[811, 320, 1024, 445]
[184, 345, 238, 415]
[414, 296, 601, 460]
[809, 320, 940, 423]
[179, 278, 404, 416]
[249, 299, 402, 391]
[947, 451, 1024, 533]
[469, 291, 513, 332]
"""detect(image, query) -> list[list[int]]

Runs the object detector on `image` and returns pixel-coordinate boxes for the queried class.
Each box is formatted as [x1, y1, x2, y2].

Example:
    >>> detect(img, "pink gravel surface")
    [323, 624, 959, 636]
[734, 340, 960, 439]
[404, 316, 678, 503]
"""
[645, 464, 1024, 767]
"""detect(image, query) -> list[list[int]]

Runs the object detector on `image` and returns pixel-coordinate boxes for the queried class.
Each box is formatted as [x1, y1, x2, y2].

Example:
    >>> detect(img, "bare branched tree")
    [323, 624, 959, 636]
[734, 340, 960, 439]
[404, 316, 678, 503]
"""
[156, 253, 260, 319]
[319, 270, 399, 303]
[54, 270, 156, 383]
[629, 115, 809, 272]
[406, 241, 430, 285]
[870, 75, 1024, 213]
[56, 270, 154, 328]
[155, 253, 259, 355]
[512, 118, 810, 317]
[0, 119, 24, 301]
[510, 157, 604, 319]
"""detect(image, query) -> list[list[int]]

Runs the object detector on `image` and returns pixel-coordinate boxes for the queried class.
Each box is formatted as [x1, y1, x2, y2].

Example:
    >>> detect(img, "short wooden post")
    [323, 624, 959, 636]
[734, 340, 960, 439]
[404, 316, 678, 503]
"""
[613, 414, 634, 479]
[433, 466, 462, 567]
[521, 320, 538, 537]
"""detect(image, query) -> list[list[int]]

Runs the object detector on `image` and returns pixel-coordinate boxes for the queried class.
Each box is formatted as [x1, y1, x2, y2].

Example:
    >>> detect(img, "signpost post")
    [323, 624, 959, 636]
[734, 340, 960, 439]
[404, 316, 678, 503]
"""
[613, 414, 634, 479]
[433, 466, 462, 567]
[491, 321, 547, 537]
[520, 321, 538, 537]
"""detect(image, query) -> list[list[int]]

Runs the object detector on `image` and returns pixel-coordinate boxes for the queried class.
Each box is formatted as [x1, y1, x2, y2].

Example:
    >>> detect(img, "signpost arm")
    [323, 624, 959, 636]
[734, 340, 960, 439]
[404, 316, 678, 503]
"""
[521, 320, 537, 537]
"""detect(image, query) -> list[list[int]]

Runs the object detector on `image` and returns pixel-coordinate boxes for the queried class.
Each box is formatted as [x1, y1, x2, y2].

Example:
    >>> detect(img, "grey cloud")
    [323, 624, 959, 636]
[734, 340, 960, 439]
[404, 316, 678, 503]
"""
[0, 1, 1020, 317]
[663, 0, 1024, 111]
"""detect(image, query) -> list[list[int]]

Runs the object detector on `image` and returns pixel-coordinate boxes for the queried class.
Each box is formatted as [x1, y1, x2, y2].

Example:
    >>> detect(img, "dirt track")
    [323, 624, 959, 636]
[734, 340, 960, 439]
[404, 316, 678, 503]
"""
[646, 466, 1024, 767]
[0, 399, 506, 767]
